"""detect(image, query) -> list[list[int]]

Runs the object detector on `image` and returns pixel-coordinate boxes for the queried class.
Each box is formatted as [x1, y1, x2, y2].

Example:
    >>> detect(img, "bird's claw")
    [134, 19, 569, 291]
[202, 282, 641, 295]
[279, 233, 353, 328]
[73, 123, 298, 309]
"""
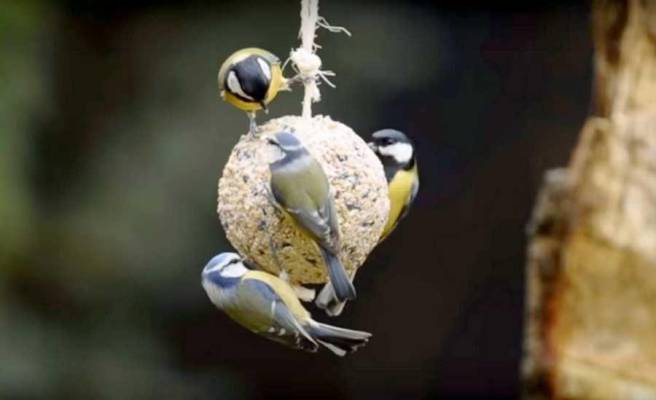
[293, 285, 316, 302]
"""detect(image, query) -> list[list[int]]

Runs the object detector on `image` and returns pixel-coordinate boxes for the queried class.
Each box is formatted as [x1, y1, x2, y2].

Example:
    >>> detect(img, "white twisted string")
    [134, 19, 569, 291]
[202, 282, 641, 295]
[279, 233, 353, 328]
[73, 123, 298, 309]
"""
[290, 0, 350, 119]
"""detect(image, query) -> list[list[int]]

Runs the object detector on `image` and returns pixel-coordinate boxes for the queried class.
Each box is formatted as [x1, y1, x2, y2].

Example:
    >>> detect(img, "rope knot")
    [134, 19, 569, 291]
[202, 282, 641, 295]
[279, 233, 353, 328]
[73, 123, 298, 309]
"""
[290, 48, 322, 76]
[292, 0, 350, 118]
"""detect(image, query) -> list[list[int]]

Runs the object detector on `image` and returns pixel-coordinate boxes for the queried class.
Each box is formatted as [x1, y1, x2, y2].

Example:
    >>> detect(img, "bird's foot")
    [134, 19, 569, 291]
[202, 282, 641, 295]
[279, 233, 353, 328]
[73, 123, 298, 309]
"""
[276, 270, 314, 301]
[293, 285, 316, 302]
[248, 123, 260, 137]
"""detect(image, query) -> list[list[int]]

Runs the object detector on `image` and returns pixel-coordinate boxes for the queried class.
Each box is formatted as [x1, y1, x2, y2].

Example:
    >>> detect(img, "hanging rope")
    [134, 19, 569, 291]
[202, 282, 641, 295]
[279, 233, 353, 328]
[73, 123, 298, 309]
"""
[289, 0, 350, 119]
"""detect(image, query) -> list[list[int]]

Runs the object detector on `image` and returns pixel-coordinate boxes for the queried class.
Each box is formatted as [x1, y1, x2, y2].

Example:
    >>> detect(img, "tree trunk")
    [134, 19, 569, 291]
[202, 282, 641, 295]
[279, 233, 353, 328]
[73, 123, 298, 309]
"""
[521, 0, 656, 398]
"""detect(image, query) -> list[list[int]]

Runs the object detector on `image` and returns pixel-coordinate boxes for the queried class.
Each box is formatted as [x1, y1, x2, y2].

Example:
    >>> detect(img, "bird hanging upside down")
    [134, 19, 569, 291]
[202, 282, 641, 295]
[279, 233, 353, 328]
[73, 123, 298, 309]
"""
[267, 131, 357, 302]
[201, 252, 371, 356]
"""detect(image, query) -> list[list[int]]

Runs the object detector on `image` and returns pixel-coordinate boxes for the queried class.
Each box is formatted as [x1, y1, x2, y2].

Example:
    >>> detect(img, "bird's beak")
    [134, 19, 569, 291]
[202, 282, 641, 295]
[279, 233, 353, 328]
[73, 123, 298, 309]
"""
[260, 101, 269, 114]
[242, 259, 256, 270]
[267, 136, 279, 146]
[368, 142, 377, 152]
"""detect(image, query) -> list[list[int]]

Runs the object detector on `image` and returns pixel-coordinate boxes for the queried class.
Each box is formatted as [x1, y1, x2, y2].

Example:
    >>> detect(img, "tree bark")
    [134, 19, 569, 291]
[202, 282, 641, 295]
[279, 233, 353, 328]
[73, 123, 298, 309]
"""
[521, 1, 656, 398]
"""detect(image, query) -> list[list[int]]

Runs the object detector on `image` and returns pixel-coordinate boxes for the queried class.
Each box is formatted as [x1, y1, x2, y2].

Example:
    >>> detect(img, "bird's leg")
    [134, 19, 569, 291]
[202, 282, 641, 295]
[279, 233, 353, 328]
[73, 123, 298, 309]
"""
[248, 111, 258, 136]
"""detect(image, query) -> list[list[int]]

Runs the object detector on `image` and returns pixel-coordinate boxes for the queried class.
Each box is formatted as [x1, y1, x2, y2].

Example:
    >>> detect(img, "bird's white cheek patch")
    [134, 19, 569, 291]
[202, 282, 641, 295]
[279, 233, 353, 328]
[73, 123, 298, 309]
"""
[257, 58, 272, 81]
[379, 142, 413, 164]
[227, 70, 254, 101]
[220, 262, 248, 278]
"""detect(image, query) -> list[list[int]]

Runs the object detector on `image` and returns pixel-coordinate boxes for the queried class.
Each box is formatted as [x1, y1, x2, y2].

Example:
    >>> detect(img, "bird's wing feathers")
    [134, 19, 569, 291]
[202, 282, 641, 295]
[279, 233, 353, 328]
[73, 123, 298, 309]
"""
[230, 278, 278, 331]
[270, 164, 338, 250]
[284, 204, 336, 249]
[238, 278, 317, 351]
[320, 196, 340, 245]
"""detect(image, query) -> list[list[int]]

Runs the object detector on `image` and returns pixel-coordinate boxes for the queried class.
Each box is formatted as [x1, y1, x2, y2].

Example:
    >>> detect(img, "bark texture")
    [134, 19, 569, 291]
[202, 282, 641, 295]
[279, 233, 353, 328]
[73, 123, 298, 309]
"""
[522, 1, 656, 398]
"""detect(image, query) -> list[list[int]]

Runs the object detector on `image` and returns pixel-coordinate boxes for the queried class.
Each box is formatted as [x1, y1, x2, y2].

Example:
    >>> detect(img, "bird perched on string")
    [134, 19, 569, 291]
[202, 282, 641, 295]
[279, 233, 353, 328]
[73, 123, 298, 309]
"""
[201, 252, 371, 356]
[266, 131, 356, 302]
[218, 48, 289, 134]
[316, 129, 419, 316]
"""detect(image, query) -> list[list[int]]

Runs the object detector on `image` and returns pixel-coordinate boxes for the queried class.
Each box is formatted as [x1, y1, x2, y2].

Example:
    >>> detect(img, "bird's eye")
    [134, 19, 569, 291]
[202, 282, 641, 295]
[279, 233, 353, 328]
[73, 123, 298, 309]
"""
[383, 138, 394, 146]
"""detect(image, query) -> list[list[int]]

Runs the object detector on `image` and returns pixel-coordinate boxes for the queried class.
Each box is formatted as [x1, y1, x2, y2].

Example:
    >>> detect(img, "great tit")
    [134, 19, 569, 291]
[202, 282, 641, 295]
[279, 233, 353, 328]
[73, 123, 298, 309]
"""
[218, 48, 287, 134]
[201, 252, 371, 356]
[369, 129, 419, 241]
[316, 129, 419, 316]
[267, 131, 356, 302]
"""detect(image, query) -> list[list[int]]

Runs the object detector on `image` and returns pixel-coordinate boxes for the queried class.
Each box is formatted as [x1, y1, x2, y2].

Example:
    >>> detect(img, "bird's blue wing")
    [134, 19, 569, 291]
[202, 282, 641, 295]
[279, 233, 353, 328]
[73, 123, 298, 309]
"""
[238, 279, 318, 352]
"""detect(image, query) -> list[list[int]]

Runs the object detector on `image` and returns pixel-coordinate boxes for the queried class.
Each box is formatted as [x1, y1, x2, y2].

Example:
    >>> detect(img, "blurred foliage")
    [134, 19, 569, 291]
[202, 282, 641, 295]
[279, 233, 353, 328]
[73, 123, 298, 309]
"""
[0, 0, 46, 268]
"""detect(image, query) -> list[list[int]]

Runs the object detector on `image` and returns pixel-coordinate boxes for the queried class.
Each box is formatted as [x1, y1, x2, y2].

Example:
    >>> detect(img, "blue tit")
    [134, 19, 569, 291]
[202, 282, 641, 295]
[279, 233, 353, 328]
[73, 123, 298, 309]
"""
[218, 48, 287, 133]
[316, 129, 419, 316]
[201, 252, 371, 356]
[267, 131, 356, 302]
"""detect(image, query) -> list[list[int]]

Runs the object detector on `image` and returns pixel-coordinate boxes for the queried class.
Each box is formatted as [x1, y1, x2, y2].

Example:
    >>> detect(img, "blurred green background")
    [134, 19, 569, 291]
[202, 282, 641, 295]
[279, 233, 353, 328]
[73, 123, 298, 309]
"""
[0, 1, 590, 399]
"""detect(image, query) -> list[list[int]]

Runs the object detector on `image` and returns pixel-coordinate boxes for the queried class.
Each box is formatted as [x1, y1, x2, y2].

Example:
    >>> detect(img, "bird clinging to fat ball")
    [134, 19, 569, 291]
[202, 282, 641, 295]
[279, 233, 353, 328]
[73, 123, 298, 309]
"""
[217, 116, 390, 308]
[201, 252, 371, 356]
[316, 129, 419, 316]
[267, 131, 356, 302]
[218, 48, 288, 134]
[369, 129, 419, 241]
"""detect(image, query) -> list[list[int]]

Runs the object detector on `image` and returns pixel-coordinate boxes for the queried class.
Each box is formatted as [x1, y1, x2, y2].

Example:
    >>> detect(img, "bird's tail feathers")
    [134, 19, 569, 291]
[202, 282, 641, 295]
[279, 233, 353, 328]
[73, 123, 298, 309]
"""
[307, 320, 371, 357]
[319, 246, 356, 302]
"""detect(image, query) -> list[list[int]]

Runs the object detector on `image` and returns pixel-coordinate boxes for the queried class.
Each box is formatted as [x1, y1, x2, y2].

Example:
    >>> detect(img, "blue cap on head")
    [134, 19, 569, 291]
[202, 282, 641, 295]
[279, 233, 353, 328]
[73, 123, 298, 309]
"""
[202, 252, 239, 275]
[201, 252, 246, 289]
[269, 131, 303, 152]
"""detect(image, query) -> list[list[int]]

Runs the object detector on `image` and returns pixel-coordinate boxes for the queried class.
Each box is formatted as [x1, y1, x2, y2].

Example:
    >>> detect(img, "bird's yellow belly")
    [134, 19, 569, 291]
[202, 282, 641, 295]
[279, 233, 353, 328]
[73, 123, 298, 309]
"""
[224, 92, 264, 112]
[382, 169, 416, 238]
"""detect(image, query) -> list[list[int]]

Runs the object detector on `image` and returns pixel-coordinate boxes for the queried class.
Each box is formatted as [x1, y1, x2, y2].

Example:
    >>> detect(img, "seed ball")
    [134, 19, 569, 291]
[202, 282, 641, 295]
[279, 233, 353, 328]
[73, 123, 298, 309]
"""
[217, 115, 389, 286]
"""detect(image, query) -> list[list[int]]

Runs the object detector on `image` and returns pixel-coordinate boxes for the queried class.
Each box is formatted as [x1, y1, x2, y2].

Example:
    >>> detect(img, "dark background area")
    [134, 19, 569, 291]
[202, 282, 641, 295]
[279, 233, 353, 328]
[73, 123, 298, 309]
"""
[0, 1, 591, 399]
